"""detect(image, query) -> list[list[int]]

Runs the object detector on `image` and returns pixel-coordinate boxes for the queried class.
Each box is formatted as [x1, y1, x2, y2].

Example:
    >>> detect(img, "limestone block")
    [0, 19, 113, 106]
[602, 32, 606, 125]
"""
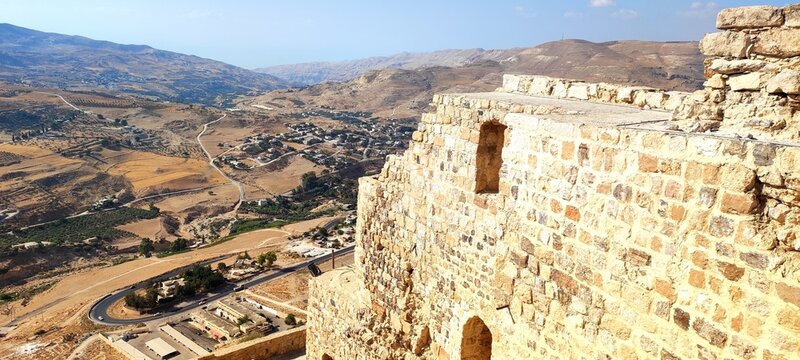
[766, 69, 800, 94]
[753, 28, 800, 58]
[633, 90, 649, 107]
[708, 59, 766, 75]
[728, 72, 765, 91]
[553, 81, 568, 98]
[716, 5, 783, 29]
[502, 74, 521, 92]
[567, 83, 589, 100]
[672, 102, 723, 121]
[587, 83, 598, 97]
[529, 76, 551, 96]
[704, 74, 725, 89]
[646, 92, 666, 108]
[616, 87, 636, 103]
[785, 4, 800, 27]
[663, 92, 688, 111]
[700, 31, 750, 58]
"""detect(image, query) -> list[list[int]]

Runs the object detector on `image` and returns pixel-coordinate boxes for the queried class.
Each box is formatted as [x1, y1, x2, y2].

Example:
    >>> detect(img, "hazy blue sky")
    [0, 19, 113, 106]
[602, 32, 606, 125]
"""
[0, 1, 794, 68]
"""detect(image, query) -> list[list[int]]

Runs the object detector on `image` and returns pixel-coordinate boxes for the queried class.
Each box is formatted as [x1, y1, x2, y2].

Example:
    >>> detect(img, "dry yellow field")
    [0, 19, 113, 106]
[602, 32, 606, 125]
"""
[236, 155, 322, 198]
[197, 119, 257, 158]
[74, 336, 128, 360]
[281, 215, 340, 234]
[104, 151, 226, 195]
[116, 217, 174, 242]
[150, 183, 240, 215]
[0, 144, 103, 222]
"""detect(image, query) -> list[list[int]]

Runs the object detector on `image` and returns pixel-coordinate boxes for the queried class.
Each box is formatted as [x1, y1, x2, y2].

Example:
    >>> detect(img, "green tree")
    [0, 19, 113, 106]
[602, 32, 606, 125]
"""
[237, 315, 250, 325]
[217, 262, 227, 272]
[258, 251, 277, 267]
[139, 238, 154, 257]
[284, 313, 296, 326]
[170, 238, 189, 252]
[300, 172, 318, 190]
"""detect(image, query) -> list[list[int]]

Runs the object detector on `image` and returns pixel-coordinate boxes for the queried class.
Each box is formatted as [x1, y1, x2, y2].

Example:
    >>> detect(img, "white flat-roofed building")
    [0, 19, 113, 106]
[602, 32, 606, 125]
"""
[145, 337, 178, 360]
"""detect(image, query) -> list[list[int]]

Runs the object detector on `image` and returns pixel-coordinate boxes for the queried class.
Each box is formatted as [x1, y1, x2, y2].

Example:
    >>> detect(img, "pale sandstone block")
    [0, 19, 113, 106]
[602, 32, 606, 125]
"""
[553, 81, 568, 98]
[704, 74, 725, 89]
[617, 87, 636, 103]
[664, 92, 689, 111]
[502, 74, 521, 92]
[708, 59, 766, 75]
[567, 83, 589, 100]
[646, 92, 666, 108]
[753, 28, 800, 58]
[633, 90, 649, 107]
[766, 69, 800, 94]
[700, 31, 750, 58]
[716, 5, 783, 29]
[728, 72, 766, 91]
[529, 76, 551, 96]
[785, 4, 800, 27]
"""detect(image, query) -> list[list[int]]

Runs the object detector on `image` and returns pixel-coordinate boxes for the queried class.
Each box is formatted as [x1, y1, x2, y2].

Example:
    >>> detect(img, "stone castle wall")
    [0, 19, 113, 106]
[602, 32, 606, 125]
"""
[307, 5, 800, 360]
[688, 5, 800, 140]
[195, 326, 305, 360]
[499, 74, 690, 113]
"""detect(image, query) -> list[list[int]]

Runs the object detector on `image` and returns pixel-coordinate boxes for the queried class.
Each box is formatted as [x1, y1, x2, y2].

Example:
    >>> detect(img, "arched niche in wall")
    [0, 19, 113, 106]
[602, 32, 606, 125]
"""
[461, 316, 492, 360]
[474, 122, 507, 194]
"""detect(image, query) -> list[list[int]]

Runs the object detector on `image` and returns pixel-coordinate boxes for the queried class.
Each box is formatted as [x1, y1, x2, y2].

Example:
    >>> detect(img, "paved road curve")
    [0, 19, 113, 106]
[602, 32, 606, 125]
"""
[89, 246, 354, 326]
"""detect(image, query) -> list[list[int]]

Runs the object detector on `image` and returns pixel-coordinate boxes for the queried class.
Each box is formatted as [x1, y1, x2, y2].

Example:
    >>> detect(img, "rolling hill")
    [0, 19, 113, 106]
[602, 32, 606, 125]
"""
[255, 48, 513, 85]
[255, 40, 703, 89]
[0, 23, 289, 105]
[245, 39, 704, 119]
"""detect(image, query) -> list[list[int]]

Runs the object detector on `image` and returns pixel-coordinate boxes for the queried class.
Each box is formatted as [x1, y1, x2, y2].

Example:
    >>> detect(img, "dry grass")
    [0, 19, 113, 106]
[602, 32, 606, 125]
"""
[235, 155, 322, 198]
[116, 218, 175, 242]
[105, 297, 145, 321]
[281, 215, 340, 234]
[0, 303, 108, 360]
[104, 151, 226, 195]
[249, 252, 354, 311]
[74, 336, 128, 360]
[151, 184, 239, 214]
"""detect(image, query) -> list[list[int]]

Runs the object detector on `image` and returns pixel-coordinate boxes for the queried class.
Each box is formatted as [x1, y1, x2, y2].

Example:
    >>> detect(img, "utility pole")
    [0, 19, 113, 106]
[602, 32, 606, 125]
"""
[331, 249, 336, 270]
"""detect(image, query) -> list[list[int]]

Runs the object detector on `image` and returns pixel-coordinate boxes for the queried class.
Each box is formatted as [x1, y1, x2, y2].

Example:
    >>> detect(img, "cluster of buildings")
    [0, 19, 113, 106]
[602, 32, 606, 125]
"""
[189, 296, 276, 342]
[156, 278, 184, 302]
[222, 257, 263, 281]
[216, 154, 250, 170]
[288, 213, 356, 257]
[215, 110, 415, 175]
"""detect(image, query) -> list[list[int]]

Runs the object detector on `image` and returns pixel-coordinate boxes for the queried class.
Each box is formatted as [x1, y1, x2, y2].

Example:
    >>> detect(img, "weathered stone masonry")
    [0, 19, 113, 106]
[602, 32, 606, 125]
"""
[307, 5, 800, 360]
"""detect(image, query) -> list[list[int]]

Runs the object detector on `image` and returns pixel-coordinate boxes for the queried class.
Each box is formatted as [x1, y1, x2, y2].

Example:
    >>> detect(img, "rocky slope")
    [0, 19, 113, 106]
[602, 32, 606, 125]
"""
[245, 40, 704, 119]
[255, 48, 513, 85]
[255, 40, 703, 89]
[0, 23, 289, 105]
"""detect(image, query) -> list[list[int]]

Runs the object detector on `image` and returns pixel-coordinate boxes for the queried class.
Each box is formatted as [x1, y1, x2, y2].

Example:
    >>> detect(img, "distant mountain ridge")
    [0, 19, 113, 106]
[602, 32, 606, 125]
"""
[255, 48, 515, 85]
[255, 40, 703, 89]
[0, 23, 289, 105]
[247, 39, 704, 120]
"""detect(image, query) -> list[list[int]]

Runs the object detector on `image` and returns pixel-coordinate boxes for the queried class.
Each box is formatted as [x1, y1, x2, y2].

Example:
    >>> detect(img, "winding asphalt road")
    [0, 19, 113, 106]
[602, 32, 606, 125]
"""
[89, 245, 354, 325]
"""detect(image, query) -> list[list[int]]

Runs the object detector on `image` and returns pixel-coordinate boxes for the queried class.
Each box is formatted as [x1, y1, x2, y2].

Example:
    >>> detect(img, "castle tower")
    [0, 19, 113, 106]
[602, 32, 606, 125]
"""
[307, 5, 800, 359]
